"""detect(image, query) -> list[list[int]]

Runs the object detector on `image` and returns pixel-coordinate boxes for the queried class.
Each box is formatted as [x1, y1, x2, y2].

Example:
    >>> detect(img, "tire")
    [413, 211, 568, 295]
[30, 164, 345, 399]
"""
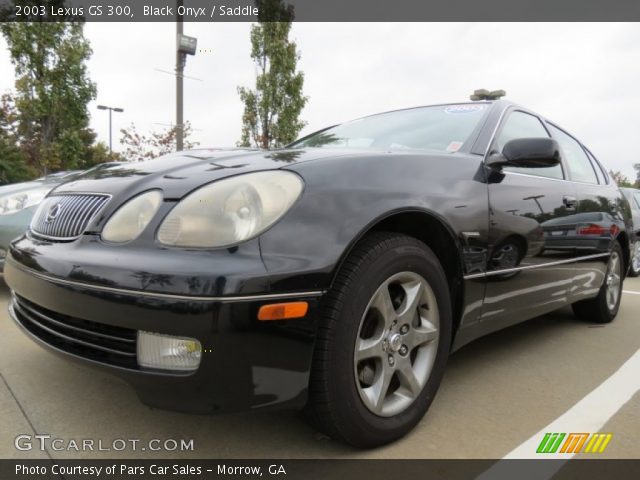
[628, 240, 640, 278]
[305, 232, 452, 448]
[572, 242, 624, 323]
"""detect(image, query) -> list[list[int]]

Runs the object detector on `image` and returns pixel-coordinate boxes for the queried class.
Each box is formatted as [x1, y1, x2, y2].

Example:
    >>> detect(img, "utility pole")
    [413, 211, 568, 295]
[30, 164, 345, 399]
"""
[97, 104, 124, 153]
[175, 0, 197, 152]
[176, 1, 184, 151]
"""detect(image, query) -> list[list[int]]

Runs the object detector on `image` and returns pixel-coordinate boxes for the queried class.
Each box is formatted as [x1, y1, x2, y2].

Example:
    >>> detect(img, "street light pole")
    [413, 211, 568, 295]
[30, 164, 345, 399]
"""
[524, 195, 546, 215]
[97, 105, 124, 153]
[108, 108, 112, 151]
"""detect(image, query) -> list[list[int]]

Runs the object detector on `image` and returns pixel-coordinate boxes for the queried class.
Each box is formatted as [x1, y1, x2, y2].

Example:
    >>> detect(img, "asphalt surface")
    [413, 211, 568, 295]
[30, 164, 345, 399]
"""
[1, 277, 639, 460]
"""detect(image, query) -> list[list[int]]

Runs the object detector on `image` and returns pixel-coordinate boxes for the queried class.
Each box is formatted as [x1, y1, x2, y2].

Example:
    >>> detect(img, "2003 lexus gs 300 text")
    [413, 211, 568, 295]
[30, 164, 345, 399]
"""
[5, 100, 633, 447]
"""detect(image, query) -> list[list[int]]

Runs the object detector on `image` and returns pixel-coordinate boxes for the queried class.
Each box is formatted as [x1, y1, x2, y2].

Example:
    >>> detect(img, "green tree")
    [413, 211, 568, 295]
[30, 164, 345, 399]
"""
[0, 141, 28, 184]
[119, 122, 198, 161]
[609, 170, 635, 188]
[0, 93, 33, 184]
[237, 0, 307, 149]
[634, 164, 640, 188]
[85, 140, 122, 167]
[0, 20, 97, 175]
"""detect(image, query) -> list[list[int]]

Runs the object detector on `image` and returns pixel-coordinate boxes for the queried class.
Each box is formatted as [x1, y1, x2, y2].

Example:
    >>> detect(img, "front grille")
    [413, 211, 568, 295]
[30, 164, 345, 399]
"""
[11, 293, 138, 369]
[31, 193, 110, 240]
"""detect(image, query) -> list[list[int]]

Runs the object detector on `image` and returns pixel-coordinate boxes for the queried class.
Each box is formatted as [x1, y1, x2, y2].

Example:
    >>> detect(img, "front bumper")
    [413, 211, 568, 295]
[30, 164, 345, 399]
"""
[5, 256, 323, 414]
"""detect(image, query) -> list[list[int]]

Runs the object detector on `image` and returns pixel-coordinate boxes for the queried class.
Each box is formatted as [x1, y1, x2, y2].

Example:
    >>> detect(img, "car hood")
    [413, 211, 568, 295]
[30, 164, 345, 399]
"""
[51, 148, 357, 200]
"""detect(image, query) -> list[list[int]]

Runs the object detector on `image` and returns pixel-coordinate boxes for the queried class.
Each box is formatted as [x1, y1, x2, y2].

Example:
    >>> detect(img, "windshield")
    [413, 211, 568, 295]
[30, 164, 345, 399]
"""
[290, 103, 490, 153]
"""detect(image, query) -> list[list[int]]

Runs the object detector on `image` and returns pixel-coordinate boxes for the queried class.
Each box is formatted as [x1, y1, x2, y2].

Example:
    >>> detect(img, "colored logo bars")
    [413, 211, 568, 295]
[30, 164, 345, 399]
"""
[536, 433, 613, 454]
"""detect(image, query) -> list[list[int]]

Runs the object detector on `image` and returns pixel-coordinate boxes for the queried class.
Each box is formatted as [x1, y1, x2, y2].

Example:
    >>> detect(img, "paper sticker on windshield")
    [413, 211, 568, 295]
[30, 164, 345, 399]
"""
[444, 104, 487, 114]
[446, 141, 463, 153]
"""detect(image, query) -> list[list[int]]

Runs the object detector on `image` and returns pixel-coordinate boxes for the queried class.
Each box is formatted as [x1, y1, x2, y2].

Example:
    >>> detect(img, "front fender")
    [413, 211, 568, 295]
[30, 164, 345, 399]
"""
[258, 152, 489, 293]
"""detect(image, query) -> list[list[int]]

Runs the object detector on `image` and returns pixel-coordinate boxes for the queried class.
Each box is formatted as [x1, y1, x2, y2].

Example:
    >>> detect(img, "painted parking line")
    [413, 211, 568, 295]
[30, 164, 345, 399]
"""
[501, 348, 640, 459]
[477, 349, 640, 479]
[623, 290, 640, 295]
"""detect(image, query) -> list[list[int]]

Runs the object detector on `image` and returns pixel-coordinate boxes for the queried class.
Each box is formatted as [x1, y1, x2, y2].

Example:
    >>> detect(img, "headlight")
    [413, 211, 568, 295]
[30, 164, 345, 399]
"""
[157, 171, 303, 248]
[0, 187, 50, 216]
[102, 190, 163, 243]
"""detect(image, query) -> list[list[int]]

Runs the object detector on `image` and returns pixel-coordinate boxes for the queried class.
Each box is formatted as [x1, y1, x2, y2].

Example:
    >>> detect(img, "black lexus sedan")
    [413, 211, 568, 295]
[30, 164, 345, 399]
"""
[4, 100, 632, 448]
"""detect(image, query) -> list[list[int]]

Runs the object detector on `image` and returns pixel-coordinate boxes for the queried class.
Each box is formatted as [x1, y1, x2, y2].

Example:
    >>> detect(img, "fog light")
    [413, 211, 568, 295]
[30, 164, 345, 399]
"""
[137, 331, 202, 371]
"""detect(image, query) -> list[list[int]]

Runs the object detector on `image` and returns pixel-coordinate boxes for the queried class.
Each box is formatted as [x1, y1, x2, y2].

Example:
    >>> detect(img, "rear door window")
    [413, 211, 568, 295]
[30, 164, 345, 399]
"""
[547, 124, 598, 184]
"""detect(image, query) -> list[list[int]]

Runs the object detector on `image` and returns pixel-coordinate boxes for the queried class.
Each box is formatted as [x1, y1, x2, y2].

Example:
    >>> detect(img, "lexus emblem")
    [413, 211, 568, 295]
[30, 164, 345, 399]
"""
[45, 203, 62, 223]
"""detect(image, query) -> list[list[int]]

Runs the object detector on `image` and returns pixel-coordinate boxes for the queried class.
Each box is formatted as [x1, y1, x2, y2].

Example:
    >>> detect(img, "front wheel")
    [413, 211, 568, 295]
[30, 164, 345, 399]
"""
[572, 242, 624, 323]
[305, 232, 452, 448]
[629, 240, 640, 277]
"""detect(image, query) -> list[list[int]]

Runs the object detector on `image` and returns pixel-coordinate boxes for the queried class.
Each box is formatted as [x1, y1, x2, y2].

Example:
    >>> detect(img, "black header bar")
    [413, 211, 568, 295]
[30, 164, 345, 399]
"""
[0, 0, 639, 22]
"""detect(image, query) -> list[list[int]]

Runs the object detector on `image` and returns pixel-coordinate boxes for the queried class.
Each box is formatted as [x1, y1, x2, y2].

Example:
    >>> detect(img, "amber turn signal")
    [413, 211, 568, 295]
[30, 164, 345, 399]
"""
[257, 302, 308, 321]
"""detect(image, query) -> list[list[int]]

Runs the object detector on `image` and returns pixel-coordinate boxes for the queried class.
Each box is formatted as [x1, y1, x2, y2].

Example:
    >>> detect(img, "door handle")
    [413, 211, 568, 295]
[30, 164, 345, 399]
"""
[563, 195, 578, 209]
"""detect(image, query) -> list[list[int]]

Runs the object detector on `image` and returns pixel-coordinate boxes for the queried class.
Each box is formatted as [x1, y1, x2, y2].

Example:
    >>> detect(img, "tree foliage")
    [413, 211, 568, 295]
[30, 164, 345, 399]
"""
[237, 0, 307, 149]
[0, 92, 33, 184]
[0, 20, 97, 175]
[634, 164, 640, 187]
[609, 170, 635, 188]
[119, 122, 199, 161]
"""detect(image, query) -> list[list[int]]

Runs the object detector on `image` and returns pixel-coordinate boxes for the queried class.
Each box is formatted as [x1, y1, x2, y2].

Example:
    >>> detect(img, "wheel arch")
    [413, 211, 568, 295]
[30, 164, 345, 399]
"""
[329, 208, 466, 338]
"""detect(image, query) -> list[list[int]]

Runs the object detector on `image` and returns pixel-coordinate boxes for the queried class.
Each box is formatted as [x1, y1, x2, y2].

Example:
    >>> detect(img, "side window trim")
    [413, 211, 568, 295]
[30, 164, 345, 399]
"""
[584, 148, 610, 185]
[491, 108, 567, 180]
[492, 108, 552, 149]
[585, 149, 605, 184]
[546, 121, 599, 184]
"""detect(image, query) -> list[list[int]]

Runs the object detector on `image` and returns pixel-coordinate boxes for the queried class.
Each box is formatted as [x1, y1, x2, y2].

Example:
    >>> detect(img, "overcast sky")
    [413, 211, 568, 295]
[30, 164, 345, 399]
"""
[1, 22, 638, 179]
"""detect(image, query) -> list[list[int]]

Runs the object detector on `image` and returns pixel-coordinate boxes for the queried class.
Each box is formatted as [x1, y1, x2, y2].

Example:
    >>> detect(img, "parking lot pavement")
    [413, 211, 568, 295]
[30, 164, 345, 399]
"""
[1, 277, 639, 460]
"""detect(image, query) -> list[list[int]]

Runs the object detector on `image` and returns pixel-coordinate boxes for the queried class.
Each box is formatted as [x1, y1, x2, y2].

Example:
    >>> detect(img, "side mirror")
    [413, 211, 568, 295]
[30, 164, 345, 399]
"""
[487, 138, 561, 169]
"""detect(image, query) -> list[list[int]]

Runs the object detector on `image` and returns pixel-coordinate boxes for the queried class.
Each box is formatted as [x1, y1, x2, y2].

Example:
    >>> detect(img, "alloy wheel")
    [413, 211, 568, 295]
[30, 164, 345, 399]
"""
[632, 241, 640, 275]
[605, 251, 622, 311]
[353, 271, 439, 417]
